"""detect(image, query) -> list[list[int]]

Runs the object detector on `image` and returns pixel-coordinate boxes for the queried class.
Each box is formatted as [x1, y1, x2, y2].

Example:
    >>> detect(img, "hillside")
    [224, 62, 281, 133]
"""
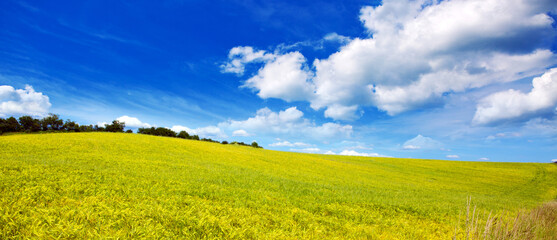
[1, 133, 556, 239]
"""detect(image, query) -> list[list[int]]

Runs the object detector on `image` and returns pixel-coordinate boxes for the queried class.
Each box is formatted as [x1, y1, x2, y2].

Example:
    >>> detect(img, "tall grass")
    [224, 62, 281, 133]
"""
[455, 198, 557, 240]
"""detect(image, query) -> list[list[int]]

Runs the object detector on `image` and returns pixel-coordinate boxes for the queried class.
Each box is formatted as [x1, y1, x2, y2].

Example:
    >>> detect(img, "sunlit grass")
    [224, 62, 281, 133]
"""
[1, 133, 556, 239]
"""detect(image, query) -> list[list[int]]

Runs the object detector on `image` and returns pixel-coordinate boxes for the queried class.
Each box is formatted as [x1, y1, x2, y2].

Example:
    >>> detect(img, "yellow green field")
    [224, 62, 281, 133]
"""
[1, 133, 556, 239]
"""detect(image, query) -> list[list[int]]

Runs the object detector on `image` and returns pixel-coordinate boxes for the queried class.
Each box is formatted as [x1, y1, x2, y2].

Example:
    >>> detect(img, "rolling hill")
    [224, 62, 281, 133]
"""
[1, 133, 556, 239]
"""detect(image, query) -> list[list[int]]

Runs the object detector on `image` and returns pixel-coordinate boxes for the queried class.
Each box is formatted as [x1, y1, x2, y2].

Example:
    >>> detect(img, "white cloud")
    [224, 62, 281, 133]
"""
[552, 159, 557, 163]
[339, 150, 389, 157]
[523, 118, 557, 136]
[0, 85, 51, 117]
[402, 135, 442, 150]
[269, 141, 312, 147]
[224, 0, 557, 121]
[232, 129, 251, 137]
[116, 115, 151, 128]
[221, 46, 274, 74]
[486, 132, 522, 140]
[402, 145, 421, 150]
[324, 104, 359, 121]
[291, 147, 321, 153]
[324, 150, 336, 155]
[219, 107, 352, 140]
[171, 125, 227, 139]
[446, 155, 460, 159]
[473, 68, 557, 125]
[478, 157, 490, 161]
[323, 32, 351, 44]
[242, 51, 314, 102]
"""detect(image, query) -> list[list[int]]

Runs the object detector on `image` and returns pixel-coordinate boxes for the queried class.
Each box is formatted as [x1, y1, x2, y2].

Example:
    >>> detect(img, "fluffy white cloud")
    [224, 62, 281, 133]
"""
[446, 155, 460, 159]
[324, 104, 359, 121]
[478, 157, 490, 161]
[221, 46, 274, 74]
[219, 107, 352, 140]
[224, 0, 557, 121]
[116, 116, 151, 128]
[0, 85, 51, 117]
[232, 129, 251, 137]
[171, 125, 227, 139]
[552, 159, 557, 163]
[402, 134, 442, 150]
[269, 141, 312, 147]
[242, 52, 314, 102]
[473, 68, 557, 125]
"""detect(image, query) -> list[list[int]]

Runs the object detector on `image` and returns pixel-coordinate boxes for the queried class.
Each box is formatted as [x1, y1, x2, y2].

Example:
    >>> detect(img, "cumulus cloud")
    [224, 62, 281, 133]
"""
[242, 52, 314, 102]
[473, 68, 557, 125]
[171, 125, 227, 139]
[402, 135, 442, 150]
[269, 141, 312, 147]
[116, 116, 151, 128]
[446, 155, 460, 159]
[552, 159, 557, 163]
[219, 107, 353, 140]
[478, 157, 490, 161]
[224, 0, 557, 121]
[324, 104, 360, 121]
[0, 85, 51, 117]
[232, 129, 251, 137]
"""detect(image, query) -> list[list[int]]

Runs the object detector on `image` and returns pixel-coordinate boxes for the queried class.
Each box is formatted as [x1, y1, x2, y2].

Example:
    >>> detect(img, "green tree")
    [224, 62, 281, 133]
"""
[177, 130, 190, 139]
[19, 116, 41, 132]
[105, 120, 125, 132]
[41, 114, 63, 131]
[5, 117, 21, 132]
[63, 119, 79, 132]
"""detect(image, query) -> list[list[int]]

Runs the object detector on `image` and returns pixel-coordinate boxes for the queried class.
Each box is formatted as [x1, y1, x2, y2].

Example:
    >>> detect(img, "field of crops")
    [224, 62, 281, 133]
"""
[1, 133, 556, 239]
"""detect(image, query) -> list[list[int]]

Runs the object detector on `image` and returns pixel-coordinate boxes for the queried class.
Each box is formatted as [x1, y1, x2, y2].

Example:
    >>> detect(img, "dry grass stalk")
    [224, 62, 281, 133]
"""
[456, 199, 557, 240]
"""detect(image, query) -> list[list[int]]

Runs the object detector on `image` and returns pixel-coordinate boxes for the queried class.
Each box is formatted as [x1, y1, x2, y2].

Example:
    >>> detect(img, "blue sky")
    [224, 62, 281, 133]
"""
[1, 0, 556, 162]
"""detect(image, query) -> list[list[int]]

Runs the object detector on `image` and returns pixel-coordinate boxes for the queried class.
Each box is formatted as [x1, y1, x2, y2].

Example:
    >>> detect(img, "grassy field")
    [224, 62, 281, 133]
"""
[1, 133, 556, 239]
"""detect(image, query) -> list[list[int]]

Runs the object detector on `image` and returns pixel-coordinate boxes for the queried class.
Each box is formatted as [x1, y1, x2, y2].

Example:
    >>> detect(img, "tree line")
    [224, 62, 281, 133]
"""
[0, 114, 125, 133]
[0, 114, 261, 148]
[137, 127, 261, 148]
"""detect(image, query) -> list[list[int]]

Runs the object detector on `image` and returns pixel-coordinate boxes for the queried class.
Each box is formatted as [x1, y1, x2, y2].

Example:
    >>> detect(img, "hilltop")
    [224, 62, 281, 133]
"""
[1, 133, 556, 239]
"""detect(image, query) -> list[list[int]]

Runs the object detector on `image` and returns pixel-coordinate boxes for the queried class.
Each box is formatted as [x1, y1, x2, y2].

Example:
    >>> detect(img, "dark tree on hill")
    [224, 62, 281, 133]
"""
[138, 127, 176, 137]
[5, 117, 20, 132]
[105, 120, 125, 132]
[18, 116, 41, 132]
[63, 119, 79, 132]
[177, 130, 190, 139]
[125, 129, 133, 133]
[221, 140, 228, 144]
[79, 125, 94, 132]
[251, 141, 260, 148]
[0, 118, 6, 134]
[191, 135, 200, 140]
[155, 127, 176, 137]
[41, 114, 63, 130]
